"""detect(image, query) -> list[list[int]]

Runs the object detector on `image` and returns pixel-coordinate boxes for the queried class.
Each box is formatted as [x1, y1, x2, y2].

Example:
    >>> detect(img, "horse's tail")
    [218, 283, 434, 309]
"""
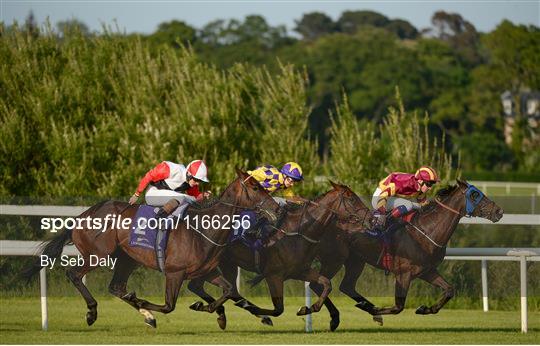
[20, 229, 73, 283]
[247, 273, 265, 288]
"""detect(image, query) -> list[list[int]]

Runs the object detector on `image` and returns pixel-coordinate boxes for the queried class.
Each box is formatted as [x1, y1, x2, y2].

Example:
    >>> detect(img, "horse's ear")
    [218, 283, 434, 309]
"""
[235, 167, 246, 178]
[456, 178, 467, 186]
[328, 180, 341, 190]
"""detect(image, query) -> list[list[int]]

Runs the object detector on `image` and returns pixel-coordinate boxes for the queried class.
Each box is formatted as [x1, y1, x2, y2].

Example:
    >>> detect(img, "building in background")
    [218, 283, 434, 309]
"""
[501, 90, 540, 146]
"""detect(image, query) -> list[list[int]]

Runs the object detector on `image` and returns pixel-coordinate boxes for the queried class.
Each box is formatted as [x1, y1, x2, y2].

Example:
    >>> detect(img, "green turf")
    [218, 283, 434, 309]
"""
[0, 296, 538, 344]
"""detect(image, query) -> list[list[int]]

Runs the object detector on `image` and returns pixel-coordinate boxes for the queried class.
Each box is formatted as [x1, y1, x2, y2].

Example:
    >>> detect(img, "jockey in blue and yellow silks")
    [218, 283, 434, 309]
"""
[247, 162, 304, 206]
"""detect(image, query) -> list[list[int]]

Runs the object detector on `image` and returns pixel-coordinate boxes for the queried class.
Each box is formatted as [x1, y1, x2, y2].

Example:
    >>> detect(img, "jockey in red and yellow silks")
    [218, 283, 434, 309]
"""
[372, 166, 439, 221]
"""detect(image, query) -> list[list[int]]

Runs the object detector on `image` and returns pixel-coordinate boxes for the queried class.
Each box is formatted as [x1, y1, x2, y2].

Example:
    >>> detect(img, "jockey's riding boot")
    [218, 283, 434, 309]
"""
[156, 199, 180, 219]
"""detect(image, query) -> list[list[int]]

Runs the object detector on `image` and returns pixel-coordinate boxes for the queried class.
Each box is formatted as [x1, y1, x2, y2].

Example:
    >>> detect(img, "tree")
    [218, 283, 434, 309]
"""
[56, 19, 90, 37]
[430, 11, 481, 66]
[454, 132, 514, 171]
[385, 19, 418, 39]
[483, 20, 540, 92]
[337, 10, 389, 34]
[24, 11, 39, 38]
[294, 12, 336, 41]
[149, 20, 196, 47]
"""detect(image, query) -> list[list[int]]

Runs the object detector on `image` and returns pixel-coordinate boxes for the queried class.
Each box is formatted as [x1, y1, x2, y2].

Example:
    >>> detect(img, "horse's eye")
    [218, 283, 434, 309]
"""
[471, 191, 479, 200]
[252, 186, 258, 191]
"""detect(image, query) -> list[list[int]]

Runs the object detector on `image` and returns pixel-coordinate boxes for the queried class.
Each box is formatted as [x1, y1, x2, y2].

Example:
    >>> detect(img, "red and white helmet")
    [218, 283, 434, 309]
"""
[186, 160, 209, 182]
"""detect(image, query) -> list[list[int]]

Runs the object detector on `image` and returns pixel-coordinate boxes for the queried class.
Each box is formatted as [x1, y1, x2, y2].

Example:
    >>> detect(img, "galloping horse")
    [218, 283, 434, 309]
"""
[187, 181, 372, 329]
[309, 179, 504, 330]
[22, 169, 280, 328]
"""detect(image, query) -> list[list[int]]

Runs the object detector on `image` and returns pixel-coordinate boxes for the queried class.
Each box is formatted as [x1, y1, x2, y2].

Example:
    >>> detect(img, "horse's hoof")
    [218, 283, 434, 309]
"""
[330, 315, 340, 332]
[86, 311, 97, 326]
[296, 306, 310, 316]
[373, 315, 383, 326]
[415, 305, 430, 315]
[217, 313, 227, 330]
[189, 301, 204, 311]
[261, 316, 273, 326]
[145, 317, 157, 328]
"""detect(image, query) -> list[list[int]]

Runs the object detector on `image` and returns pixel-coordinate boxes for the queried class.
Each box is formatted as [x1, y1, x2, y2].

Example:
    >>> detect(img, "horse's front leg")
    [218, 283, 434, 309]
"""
[133, 270, 186, 322]
[415, 269, 454, 315]
[295, 268, 332, 316]
[187, 275, 227, 330]
[191, 271, 233, 313]
[371, 272, 412, 315]
[309, 259, 344, 331]
[238, 275, 285, 318]
[339, 257, 383, 325]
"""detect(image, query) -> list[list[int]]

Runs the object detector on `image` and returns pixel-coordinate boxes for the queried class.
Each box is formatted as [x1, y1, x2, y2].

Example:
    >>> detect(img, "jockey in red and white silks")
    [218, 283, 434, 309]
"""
[372, 166, 439, 224]
[129, 160, 210, 207]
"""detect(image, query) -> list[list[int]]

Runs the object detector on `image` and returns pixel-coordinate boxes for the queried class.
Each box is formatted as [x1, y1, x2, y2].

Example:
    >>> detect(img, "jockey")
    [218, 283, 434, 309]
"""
[371, 166, 439, 227]
[129, 160, 211, 216]
[247, 162, 304, 206]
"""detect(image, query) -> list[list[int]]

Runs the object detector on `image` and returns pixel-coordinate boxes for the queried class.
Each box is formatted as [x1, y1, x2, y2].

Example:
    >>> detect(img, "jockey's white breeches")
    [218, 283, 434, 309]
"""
[372, 188, 421, 213]
[145, 186, 196, 207]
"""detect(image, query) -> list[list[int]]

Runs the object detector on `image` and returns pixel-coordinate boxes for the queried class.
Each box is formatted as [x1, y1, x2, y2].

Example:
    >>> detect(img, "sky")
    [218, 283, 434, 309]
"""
[1, 0, 539, 35]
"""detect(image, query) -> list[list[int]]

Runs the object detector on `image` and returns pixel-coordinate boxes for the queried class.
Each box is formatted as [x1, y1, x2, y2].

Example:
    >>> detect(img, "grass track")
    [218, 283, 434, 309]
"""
[1, 296, 538, 344]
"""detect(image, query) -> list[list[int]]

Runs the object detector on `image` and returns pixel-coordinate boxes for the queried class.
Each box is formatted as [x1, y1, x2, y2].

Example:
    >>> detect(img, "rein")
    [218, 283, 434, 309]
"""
[187, 177, 278, 248]
[435, 198, 465, 217]
[405, 221, 445, 248]
[268, 224, 320, 244]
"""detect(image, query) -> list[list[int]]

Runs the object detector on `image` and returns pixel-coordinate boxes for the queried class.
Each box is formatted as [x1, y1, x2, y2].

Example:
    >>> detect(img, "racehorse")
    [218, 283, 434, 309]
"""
[22, 169, 280, 328]
[187, 181, 372, 329]
[309, 179, 504, 330]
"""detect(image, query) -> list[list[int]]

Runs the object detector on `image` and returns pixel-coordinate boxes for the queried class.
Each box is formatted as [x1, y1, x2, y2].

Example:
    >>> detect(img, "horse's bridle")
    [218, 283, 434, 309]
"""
[409, 183, 491, 249]
[435, 183, 487, 218]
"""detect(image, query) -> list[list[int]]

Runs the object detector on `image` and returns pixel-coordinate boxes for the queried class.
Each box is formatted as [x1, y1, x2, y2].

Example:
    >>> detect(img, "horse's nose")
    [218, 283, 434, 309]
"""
[494, 208, 504, 221]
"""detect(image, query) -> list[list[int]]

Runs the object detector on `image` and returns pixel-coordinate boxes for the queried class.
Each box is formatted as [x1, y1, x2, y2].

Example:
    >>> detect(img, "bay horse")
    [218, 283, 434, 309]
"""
[309, 179, 504, 330]
[187, 181, 372, 329]
[22, 169, 280, 328]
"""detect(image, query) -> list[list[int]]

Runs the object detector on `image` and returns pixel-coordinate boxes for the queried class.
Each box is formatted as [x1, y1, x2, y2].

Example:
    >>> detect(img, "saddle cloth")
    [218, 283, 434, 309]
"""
[129, 205, 172, 272]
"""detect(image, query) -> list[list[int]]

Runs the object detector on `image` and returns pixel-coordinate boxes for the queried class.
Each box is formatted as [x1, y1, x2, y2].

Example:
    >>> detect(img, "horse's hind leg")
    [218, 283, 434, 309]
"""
[66, 260, 99, 326]
[415, 269, 454, 315]
[340, 257, 383, 325]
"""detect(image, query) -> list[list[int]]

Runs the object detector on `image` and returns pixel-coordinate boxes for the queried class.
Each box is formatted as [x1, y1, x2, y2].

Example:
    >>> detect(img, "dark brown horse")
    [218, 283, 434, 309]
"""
[22, 169, 280, 328]
[309, 179, 504, 330]
[187, 181, 372, 329]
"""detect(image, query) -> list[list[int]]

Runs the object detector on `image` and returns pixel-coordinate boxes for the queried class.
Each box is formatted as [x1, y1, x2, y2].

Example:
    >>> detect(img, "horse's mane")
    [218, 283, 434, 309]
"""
[275, 188, 336, 227]
[415, 184, 458, 216]
[188, 197, 221, 210]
